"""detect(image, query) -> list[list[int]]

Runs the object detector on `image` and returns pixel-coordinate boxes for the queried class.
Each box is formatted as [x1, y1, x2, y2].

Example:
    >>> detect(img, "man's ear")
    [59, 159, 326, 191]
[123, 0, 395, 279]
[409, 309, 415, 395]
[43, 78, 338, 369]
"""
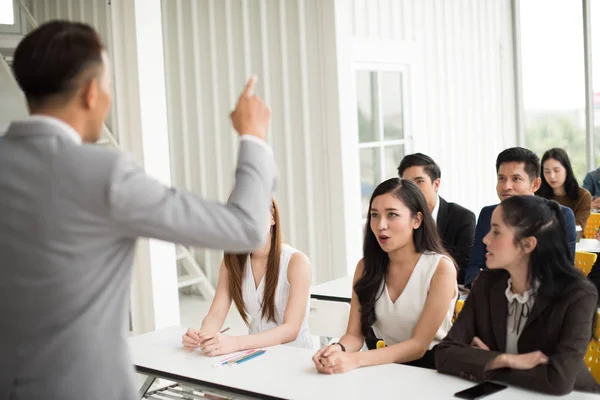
[532, 177, 542, 193]
[81, 77, 99, 110]
[433, 178, 441, 192]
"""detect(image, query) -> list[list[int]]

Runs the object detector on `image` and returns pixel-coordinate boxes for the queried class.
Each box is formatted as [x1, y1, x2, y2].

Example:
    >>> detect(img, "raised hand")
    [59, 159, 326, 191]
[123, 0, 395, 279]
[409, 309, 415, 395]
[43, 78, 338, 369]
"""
[230, 76, 271, 140]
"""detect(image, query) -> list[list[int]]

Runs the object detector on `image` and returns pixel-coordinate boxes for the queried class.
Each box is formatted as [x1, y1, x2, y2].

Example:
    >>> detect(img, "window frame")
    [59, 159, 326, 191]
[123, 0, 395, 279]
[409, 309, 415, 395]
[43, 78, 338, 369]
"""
[0, 0, 25, 34]
[354, 62, 412, 225]
[513, 0, 597, 173]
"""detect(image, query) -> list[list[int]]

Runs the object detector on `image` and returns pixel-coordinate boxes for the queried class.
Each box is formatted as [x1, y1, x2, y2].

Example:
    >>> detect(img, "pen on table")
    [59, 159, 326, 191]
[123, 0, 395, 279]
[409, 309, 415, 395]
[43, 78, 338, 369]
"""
[225, 349, 265, 365]
[231, 349, 266, 365]
[212, 349, 257, 367]
[376, 340, 386, 349]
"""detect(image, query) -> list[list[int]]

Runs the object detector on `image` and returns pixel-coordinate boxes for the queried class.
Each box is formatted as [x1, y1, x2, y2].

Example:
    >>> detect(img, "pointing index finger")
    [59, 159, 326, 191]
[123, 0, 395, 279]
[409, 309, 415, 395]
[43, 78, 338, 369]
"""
[242, 75, 258, 97]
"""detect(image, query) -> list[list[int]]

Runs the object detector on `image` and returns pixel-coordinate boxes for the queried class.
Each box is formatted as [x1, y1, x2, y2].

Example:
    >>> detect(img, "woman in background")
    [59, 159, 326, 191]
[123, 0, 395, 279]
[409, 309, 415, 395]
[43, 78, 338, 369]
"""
[182, 199, 313, 355]
[537, 147, 591, 229]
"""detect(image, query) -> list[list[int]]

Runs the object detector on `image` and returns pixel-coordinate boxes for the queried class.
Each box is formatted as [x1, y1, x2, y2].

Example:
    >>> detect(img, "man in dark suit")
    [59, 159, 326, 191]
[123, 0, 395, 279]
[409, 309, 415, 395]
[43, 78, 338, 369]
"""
[463, 147, 577, 287]
[398, 153, 476, 284]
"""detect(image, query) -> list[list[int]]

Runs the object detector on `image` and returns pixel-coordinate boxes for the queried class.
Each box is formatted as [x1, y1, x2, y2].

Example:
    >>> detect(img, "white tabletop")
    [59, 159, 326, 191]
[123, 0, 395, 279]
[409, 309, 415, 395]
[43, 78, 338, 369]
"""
[310, 276, 352, 302]
[577, 239, 600, 253]
[129, 326, 597, 400]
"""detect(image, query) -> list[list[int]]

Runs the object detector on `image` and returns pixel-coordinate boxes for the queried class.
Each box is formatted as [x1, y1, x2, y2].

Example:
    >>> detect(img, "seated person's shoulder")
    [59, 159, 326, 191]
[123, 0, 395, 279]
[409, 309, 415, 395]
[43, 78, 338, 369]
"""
[288, 250, 311, 268]
[558, 204, 575, 219]
[447, 201, 476, 219]
[579, 187, 592, 201]
[563, 277, 597, 298]
[434, 255, 457, 280]
[475, 204, 497, 220]
[286, 249, 312, 282]
[472, 268, 508, 289]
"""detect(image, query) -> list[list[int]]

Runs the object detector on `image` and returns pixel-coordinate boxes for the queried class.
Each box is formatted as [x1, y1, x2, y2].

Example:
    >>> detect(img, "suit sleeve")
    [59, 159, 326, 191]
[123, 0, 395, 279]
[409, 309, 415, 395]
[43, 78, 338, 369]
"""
[107, 139, 276, 252]
[561, 207, 577, 261]
[575, 190, 592, 229]
[583, 173, 595, 197]
[588, 258, 600, 306]
[435, 281, 502, 382]
[494, 284, 598, 395]
[452, 209, 476, 282]
[464, 208, 488, 287]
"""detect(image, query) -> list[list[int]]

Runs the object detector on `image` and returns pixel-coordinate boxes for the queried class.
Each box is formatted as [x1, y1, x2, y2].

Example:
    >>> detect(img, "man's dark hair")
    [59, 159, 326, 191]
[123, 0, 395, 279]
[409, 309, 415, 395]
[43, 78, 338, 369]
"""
[12, 20, 105, 110]
[397, 153, 441, 182]
[495, 147, 540, 181]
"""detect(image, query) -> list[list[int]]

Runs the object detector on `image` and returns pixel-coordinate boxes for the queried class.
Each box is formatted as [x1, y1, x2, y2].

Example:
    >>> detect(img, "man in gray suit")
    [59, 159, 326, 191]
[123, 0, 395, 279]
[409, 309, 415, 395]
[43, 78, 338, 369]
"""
[0, 21, 275, 400]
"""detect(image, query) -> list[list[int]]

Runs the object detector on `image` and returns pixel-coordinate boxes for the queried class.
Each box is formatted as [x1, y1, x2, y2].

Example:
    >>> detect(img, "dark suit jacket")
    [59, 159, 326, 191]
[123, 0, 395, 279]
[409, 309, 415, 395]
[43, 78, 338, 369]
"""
[587, 257, 600, 305]
[464, 204, 577, 286]
[435, 270, 599, 395]
[436, 197, 475, 284]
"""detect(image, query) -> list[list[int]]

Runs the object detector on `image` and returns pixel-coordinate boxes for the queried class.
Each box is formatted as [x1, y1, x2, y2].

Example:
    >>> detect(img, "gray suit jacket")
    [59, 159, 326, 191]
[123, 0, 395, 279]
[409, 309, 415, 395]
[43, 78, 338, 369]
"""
[0, 118, 275, 400]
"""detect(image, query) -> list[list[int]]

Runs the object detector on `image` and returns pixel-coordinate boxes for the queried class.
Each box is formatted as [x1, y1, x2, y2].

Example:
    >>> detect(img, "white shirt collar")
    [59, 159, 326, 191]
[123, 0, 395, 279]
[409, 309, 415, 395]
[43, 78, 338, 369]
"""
[431, 194, 441, 223]
[505, 277, 539, 304]
[24, 115, 82, 144]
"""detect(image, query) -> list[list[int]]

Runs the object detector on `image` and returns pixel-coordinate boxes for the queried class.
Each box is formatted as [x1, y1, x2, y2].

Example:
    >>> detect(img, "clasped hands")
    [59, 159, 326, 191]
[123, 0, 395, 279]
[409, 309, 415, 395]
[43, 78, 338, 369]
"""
[311, 344, 359, 374]
[182, 328, 238, 357]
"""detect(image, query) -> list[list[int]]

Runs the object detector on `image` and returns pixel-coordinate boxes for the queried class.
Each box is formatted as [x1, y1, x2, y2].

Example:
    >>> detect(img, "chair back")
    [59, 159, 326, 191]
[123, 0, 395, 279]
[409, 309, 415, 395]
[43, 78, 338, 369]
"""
[308, 299, 350, 340]
[575, 251, 597, 276]
[584, 213, 600, 239]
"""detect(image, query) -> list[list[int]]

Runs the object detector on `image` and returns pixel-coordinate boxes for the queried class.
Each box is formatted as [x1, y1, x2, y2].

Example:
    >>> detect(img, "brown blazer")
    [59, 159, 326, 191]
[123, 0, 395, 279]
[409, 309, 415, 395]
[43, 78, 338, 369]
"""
[435, 269, 599, 395]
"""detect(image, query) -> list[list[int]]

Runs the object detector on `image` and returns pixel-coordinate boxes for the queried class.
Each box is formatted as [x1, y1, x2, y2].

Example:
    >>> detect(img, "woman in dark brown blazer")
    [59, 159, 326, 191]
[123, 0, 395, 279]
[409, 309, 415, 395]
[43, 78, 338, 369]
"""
[435, 195, 599, 395]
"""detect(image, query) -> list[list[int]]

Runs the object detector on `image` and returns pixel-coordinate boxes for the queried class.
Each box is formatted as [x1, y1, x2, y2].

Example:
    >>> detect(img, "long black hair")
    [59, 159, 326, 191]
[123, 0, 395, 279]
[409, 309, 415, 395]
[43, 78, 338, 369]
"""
[537, 148, 580, 201]
[354, 178, 450, 337]
[500, 195, 583, 298]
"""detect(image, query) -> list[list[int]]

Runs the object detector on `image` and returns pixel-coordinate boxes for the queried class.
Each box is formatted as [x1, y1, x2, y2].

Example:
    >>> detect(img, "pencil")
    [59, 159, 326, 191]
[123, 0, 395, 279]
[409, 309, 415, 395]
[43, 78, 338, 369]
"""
[199, 326, 231, 346]
[232, 349, 266, 365]
[212, 349, 256, 367]
[225, 349, 261, 365]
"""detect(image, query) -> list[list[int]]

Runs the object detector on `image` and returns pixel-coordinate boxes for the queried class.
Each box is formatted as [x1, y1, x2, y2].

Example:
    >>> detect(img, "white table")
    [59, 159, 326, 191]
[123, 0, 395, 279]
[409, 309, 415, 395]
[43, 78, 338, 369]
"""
[129, 326, 597, 400]
[577, 239, 600, 253]
[310, 275, 352, 302]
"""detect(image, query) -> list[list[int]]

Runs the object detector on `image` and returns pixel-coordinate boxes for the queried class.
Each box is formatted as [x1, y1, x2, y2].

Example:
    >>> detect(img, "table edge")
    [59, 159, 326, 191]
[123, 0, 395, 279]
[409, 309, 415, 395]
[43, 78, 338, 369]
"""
[310, 294, 351, 303]
[135, 365, 287, 400]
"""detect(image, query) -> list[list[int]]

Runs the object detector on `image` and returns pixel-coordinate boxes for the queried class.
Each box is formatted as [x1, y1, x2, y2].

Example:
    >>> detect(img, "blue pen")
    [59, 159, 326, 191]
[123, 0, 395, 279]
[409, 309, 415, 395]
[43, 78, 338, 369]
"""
[232, 349, 266, 365]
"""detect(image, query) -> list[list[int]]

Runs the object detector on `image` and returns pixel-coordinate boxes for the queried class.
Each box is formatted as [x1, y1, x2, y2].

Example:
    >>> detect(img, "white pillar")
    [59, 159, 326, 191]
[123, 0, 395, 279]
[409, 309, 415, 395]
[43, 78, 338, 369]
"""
[319, 0, 364, 278]
[109, 0, 179, 333]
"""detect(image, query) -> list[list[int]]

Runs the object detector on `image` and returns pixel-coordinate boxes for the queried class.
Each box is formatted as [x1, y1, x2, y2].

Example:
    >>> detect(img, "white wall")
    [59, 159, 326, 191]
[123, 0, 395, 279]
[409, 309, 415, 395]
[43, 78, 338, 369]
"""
[160, 0, 349, 284]
[347, 0, 517, 215]
[161, 0, 518, 281]
[14, 0, 519, 286]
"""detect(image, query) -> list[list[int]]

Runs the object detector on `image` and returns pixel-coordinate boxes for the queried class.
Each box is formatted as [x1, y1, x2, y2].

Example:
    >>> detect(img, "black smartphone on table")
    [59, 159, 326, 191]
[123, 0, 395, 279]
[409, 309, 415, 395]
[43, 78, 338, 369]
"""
[454, 382, 507, 399]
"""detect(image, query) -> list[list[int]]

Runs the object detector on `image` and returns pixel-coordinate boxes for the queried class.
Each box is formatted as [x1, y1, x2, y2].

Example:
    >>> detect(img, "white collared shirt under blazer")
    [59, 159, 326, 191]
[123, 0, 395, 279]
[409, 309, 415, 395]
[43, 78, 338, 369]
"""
[372, 252, 457, 348]
[241, 244, 313, 349]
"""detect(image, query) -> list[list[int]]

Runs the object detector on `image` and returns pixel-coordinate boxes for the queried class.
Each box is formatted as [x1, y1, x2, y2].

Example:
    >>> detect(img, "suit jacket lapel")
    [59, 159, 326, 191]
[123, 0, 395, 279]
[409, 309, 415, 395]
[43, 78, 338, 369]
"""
[490, 274, 509, 351]
[437, 196, 449, 239]
[522, 290, 550, 332]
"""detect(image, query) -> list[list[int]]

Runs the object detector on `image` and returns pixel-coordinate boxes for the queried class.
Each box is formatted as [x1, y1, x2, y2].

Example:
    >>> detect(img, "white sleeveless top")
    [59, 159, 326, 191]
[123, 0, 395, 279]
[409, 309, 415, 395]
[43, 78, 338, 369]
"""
[241, 244, 313, 349]
[372, 252, 457, 349]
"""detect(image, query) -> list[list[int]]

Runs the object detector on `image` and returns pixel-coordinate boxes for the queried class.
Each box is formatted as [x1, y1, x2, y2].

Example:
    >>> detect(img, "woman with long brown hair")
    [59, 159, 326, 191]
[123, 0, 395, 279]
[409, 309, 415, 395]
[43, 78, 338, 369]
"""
[182, 199, 313, 355]
[312, 179, 457, 373]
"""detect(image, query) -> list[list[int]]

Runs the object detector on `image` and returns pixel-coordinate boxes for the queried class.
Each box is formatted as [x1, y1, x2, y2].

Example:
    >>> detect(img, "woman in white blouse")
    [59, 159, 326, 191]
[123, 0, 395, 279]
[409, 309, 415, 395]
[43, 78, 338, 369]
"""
[312, 178, 458, 373]
[182, 199, 313, 355]
[436, 195, 599, 395]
